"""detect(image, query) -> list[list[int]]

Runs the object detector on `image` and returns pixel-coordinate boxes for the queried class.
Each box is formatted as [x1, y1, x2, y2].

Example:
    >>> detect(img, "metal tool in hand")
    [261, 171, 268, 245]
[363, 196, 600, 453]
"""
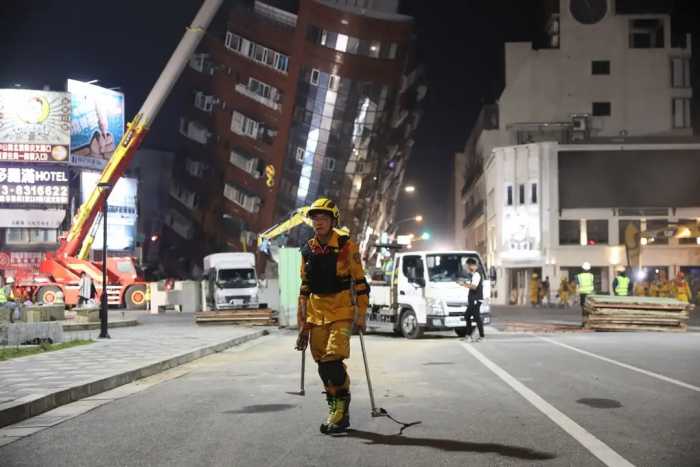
[351, 278, 421, 434]
[295, 299, 309, 396]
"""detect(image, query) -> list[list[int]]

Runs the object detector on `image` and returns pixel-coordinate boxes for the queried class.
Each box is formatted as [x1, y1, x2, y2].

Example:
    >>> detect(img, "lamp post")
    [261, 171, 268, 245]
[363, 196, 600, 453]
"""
[97, 182, 113, 339]
[390, 215, 423, 234]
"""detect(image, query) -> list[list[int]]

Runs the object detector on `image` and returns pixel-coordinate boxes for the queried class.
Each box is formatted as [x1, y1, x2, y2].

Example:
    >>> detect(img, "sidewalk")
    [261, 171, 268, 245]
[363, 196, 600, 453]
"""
[0, 311, 269, 428]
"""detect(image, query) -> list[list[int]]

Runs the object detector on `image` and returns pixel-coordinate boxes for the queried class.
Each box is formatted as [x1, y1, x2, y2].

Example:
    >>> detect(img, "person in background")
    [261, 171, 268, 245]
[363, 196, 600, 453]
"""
[541, 276, 551, 307]
[633, 280, 648, 297]
[0, 277, 19, 322]
[558, 277, 570, 307]
[612, 267, 632, 296]
[78, 272, 93, 307]
[576, 262, 595, 308]
[529, 273, 541, 307]
[462, 258, 484, 342]
[569, 279, 578, 306]
[672, 272, 691, 303]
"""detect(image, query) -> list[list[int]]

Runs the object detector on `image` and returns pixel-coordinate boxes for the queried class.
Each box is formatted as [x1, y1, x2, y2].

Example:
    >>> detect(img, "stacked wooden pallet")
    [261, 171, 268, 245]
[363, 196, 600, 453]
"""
[583, 295, 692, 332]
[195, 308, 277, 326]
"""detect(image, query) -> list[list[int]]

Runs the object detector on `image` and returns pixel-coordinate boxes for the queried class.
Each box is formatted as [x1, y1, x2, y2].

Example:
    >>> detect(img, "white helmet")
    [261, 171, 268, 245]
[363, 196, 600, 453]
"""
[5, 277, 14, 284]
[582, 262, 591, 271]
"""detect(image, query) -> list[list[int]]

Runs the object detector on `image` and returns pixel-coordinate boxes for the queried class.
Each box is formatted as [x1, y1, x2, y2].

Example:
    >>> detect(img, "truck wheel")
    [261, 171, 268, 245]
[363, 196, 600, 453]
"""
[400, 310, 423, 339]
[454, 328, 468, 337]
[125, 284, 147, 310]
[37, 286, 62, 305]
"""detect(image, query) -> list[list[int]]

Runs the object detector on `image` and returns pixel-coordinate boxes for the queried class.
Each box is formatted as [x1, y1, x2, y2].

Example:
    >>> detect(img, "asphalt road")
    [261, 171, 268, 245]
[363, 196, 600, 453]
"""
[2, 329, 699, 466]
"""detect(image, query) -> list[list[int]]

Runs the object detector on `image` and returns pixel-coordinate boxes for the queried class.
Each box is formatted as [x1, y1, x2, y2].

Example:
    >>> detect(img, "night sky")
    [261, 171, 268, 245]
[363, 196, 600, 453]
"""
[1, 1, 698, 246]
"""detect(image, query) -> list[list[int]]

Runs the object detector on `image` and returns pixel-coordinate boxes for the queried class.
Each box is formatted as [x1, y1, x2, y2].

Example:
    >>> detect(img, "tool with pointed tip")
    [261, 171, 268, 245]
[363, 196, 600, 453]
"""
[300, 349, 306, 396]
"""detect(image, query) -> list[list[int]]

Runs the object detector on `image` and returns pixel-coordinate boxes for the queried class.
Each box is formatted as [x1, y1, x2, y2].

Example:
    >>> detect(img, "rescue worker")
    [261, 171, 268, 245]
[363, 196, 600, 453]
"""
[529, 273, 540, 306]
[569, 279, 578, 306]
[541, 276, 551, 307]
[576, 262, 595, 307]
[633, 280, 648, 297]
[558, 277, 570, 307]
[0, 277, 19, 322]
[657, 272, 672, 298]
[612, 267, 632, 296]
[294, 198, 369, 435]
[672, 272, 691, 303]
[78, 272, 93, 306]
[145, 284, 152, 312]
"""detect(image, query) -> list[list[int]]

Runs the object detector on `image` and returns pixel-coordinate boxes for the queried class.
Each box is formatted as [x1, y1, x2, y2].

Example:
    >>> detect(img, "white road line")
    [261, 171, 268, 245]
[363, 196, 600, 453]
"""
[460, 343, 635, 467]
[538, 337, 700, 394]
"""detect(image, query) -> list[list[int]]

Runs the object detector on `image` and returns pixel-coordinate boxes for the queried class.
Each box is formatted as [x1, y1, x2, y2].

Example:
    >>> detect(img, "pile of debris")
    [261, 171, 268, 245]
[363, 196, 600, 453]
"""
[583, 295, 692, 332]
[195, 308, 277, 326]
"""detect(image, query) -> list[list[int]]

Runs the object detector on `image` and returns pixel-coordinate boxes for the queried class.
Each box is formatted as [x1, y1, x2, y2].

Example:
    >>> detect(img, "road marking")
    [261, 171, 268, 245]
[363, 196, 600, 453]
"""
[538, 337, 700, 394]
[460, 343, 635, 467]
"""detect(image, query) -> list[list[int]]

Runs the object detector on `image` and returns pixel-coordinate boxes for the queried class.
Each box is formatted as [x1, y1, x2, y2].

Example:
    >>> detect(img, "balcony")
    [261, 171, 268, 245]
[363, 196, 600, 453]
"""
[189, 53, 216, 75]
[185, 158, 207, 178]
[194, 91, 217, 113]
[253, 1, 297, 28]
[179, 118, 212, 145]
[165, 208, 195, 240]
[230, 149, 262, 179]
[235, 81, 281, 111]
[169, 184, 199, 211]
[224, 183, 261, 214]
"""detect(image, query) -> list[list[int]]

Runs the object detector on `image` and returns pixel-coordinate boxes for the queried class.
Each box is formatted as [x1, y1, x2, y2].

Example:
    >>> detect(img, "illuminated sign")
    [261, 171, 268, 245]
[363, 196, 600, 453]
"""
[0, 165, 69, 205]
[80, 171, 138, 250]
[0, 251, 45, 271]
[0, 89, 71, 163]
[501, 205, 541, 260]
[67, 80, 125, 167]
[0, 209, 65, 228]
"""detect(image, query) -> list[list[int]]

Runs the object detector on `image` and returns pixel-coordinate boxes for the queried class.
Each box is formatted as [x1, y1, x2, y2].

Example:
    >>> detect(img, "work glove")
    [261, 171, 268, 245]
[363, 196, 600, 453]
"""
[295, 330, 309, 351]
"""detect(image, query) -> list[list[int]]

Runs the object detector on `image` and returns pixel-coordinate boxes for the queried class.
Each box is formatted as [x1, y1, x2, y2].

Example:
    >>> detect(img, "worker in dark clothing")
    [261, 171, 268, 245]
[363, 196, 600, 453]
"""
[461, 258, 484, 342]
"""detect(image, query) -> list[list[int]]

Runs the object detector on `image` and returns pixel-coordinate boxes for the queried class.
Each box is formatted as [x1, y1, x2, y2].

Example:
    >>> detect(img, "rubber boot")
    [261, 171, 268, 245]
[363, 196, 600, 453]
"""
[323, 393, 350, 434]
[319, 393, 336, 434]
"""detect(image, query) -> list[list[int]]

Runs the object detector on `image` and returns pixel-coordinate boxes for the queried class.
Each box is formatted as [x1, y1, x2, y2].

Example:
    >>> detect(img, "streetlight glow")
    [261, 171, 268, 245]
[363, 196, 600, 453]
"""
[415, 215, 423, 222]
[404, 185, 416, 193]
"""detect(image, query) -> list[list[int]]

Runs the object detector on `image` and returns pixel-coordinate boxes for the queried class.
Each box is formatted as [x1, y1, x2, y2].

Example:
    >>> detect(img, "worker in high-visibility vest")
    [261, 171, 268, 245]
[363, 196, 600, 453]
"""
[0, 277, 19, 321]
[672, 272, 691, 303]
[558, 277, 570, 307]
[612, 267, 631, 296]
[576, 262, 595, 307]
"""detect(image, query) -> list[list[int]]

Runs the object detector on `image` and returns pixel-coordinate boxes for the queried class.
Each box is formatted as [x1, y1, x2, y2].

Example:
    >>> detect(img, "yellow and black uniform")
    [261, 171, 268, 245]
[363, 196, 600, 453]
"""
[298, 230, 369, 433]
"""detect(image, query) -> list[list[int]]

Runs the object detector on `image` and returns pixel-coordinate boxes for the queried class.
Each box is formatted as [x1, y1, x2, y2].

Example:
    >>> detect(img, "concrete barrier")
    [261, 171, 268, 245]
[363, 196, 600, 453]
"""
[0, 322, 64, 345]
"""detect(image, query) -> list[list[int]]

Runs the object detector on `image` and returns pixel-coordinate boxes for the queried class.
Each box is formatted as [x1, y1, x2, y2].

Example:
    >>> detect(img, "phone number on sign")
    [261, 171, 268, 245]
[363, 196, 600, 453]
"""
[0, 184, 68, 204]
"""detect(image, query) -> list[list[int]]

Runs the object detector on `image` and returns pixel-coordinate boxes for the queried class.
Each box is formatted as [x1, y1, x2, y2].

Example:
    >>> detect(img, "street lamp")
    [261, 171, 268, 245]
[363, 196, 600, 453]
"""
[390, 215, 423, 234]
[404, 185, 416, 193]
[97, 182, 113, 339]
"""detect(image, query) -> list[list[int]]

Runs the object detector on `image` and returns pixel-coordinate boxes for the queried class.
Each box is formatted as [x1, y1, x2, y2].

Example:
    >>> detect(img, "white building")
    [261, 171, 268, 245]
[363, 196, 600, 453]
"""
[454, 0, 698, 304]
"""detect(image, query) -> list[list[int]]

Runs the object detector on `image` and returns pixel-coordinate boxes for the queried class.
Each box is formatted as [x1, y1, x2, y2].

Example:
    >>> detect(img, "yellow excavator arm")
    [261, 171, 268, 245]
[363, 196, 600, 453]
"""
[257, 206, 349, 250]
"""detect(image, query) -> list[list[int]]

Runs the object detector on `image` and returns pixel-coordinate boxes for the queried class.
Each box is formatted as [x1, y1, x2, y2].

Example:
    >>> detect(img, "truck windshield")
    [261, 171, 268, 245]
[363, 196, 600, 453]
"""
[426, 254, 483, 282]
[217, 269, 256, 288]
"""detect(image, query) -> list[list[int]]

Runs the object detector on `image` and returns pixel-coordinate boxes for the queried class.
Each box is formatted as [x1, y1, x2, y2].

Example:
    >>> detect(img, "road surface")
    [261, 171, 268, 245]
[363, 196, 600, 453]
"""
[2, 329, 699, 466]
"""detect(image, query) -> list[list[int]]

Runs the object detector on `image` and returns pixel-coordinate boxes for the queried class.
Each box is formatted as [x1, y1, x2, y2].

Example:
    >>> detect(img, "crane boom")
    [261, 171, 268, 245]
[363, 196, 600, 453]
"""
[257, 207, 350, 250]
[57, 0, 224, 258]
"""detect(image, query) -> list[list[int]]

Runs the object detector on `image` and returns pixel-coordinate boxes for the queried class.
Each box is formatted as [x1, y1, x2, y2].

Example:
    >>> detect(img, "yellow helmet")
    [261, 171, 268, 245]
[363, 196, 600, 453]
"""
[307, 197, 340, 220]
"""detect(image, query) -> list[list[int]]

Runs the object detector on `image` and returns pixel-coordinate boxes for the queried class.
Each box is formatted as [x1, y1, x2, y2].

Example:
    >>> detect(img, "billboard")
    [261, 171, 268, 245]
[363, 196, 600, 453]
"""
[80, 171, 137, 250]
[0, 164, 69, 205]
[67, 79, 125, 167]
[502, 205, 541, 260]
[0, 251, 45, 271]
[0, 89, 71, 163]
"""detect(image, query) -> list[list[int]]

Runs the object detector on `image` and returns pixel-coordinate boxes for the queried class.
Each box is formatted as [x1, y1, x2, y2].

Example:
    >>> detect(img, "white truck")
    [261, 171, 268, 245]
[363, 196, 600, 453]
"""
[367, 250, 491, 339]
[202, 253, 259, 310]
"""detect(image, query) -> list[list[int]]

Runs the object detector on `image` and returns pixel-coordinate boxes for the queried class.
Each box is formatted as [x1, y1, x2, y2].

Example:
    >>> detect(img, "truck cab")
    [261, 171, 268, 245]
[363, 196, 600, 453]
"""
[203, 253, 259, 310]
[368, 250, 491, 338]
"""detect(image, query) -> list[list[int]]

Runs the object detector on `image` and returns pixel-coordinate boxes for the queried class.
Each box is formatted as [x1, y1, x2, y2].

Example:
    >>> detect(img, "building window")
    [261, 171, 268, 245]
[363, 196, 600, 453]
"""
[586, 220, 609, 245]
[592, 102, 611, 116]
[295, 147, 305, 163]
[6, 228, 57, 245]
[194, 91, 214, 112]
[530, 182, 538, 204]
[225, 31, 288, 74]
[672, 98, 691, 128]
[310, 69, 320, 85]
[592, 60, 610, 75]
[506, 185, 513, 206]
[248, 77, 274, 100]
[324, 157, 336, 171]
[388, 42, 399, 60]
[328, 74, 340, 91]
[518, 184, 525, 204]
[559, 220, 581, 245]
[646, 218, 670, 245]
[629, 19, 664, 48]
[678, 219, 700, 245]
[671, 57, 691, 88]
[230, 111, 260, 139]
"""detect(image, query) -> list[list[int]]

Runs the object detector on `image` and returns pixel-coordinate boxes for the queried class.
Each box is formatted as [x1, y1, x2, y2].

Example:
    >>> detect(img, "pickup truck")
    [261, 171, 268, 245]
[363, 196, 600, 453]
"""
[367, 250, 491, 338]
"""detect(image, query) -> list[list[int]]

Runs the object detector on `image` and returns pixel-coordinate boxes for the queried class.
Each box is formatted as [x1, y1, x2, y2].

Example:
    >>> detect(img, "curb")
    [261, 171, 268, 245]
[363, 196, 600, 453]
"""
[0, 329, 269, 429]
[62, 319, 139, 332]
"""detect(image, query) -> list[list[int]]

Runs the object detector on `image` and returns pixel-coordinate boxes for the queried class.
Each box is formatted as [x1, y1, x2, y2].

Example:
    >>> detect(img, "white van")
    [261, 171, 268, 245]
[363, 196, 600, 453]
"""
[368, 250, 491, 338]
[202, 253, 259, 310]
